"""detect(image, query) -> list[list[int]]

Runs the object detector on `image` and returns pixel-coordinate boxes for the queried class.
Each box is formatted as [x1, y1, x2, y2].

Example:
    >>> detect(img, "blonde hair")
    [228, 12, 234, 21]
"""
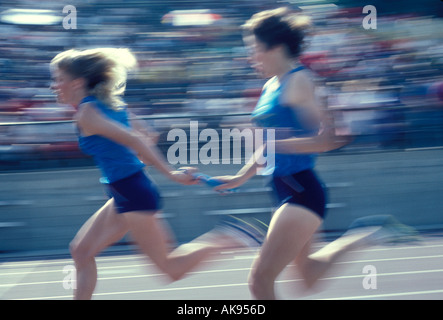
[50, 48, 137, 110]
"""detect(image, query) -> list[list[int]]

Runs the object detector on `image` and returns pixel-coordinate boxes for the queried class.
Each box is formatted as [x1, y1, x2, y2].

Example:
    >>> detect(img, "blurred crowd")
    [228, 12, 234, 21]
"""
[0, 0, 442, 167]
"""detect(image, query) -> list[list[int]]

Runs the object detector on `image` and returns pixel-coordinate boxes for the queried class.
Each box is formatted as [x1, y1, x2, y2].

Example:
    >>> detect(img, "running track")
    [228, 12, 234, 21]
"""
[1, 234, 443, 301]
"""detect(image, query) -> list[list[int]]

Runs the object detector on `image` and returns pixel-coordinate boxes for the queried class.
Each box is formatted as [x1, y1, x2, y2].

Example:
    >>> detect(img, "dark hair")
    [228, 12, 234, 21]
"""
[243, 7, 311, 58]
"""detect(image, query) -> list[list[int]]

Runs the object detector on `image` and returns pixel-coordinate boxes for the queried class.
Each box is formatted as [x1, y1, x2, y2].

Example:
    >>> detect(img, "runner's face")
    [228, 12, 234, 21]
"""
[50, 68, 77, 105]
[247, 36, 279, 78]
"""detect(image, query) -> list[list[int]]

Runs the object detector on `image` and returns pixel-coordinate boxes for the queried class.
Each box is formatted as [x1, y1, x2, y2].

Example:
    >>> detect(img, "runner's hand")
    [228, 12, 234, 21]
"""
[212, 175, 245, 191]
[170, 167, 199, 185]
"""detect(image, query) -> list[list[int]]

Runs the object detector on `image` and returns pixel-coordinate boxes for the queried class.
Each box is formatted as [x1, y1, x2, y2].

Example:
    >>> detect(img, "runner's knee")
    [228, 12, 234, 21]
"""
[69, 240, 94, 268]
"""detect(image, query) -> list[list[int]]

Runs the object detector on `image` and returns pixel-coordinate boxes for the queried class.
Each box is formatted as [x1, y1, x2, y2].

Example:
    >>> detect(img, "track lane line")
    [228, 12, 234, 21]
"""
[12, 268, 443, 300]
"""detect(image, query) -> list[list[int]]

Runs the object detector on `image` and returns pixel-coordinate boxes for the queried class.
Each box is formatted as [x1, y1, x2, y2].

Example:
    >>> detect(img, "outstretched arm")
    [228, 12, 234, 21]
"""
[213, 143, 266, 191]
[76, 103, 196, 184]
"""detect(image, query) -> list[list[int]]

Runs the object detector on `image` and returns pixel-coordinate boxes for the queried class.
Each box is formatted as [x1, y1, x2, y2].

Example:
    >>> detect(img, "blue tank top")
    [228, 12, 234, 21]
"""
[251, 67, 318, 177]
[77, 96, 145, 183]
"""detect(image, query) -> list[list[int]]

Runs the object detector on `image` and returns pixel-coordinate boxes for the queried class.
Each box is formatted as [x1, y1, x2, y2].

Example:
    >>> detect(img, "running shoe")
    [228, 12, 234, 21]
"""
[215, 215, 268, 248]
[346, 215, 421, 246]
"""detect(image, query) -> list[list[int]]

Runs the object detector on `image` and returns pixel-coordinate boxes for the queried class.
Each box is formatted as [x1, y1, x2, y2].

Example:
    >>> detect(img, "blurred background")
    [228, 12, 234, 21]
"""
[0, 0, 442, 254]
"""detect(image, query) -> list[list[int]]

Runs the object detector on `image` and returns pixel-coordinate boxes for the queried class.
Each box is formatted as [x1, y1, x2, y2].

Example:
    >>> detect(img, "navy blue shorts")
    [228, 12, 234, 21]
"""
[105, 170, 162, 214]
[271, 169, 327, 219]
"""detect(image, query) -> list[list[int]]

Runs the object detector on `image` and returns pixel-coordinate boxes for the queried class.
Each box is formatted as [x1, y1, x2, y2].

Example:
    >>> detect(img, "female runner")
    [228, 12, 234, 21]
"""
[50, 48, 256, 299]
[214, 8, 393, 299]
